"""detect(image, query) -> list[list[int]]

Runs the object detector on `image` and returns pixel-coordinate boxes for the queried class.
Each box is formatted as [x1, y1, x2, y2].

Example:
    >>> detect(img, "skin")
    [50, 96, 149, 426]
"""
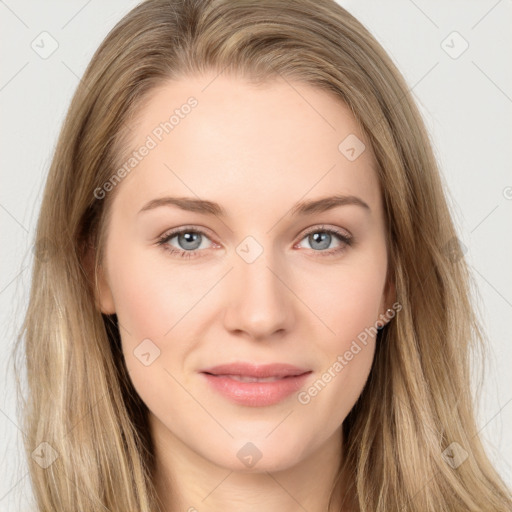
[96, 72, 395, 512]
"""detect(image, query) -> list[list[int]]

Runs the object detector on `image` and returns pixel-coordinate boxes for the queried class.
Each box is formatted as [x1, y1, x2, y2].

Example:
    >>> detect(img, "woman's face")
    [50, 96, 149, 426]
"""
[96, 73, 393, 473]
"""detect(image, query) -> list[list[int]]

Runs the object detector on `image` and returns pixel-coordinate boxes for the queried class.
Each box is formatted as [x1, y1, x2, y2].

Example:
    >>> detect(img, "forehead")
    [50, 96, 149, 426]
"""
[115, 73, 381, 217]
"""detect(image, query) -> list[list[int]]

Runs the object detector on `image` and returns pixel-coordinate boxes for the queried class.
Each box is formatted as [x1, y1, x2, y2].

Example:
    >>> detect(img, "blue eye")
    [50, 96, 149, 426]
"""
[295, 225, 353, 256]
[157, 227, 214, 259]
[156, 224, 353, 259]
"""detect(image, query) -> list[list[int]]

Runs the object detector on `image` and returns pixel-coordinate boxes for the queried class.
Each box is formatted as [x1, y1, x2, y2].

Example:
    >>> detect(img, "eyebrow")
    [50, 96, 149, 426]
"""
[138, 194, 371, 217]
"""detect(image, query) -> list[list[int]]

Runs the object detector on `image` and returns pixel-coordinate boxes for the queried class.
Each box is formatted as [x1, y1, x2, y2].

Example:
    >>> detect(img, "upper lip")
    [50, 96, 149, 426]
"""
[200, 362, 311, 378]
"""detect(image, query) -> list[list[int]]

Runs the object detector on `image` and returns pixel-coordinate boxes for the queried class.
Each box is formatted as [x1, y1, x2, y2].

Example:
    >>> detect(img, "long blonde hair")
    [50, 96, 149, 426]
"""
[15, 0, 512, 510]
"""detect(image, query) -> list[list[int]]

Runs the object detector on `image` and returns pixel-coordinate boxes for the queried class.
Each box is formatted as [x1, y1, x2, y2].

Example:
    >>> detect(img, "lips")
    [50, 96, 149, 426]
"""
[199, 362, 312, 407]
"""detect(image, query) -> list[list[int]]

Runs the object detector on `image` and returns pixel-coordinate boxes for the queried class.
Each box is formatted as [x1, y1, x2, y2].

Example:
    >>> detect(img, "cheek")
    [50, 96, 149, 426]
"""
[107, 238, 204, 338]
[292, 255, 385, 416]
[299, 255, 386, 346]
[105, 244, 194, 419]
[105, 239, 211, 389]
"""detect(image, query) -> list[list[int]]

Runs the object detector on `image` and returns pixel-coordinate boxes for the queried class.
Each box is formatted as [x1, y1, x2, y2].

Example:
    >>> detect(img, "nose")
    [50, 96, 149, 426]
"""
[222, 250, 296, 341]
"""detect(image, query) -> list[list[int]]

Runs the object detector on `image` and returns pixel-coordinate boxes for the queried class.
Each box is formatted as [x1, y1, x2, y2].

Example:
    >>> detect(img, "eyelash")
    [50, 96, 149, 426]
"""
[156, 224, 353, 259]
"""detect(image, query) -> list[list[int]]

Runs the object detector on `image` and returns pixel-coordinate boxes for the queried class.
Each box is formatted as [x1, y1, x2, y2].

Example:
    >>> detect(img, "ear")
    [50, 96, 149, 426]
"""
[82, 241, 116, 315]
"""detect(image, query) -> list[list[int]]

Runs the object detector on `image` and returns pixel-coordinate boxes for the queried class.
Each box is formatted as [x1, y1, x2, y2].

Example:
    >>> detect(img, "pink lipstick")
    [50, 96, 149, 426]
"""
[199, 362, 312, 407]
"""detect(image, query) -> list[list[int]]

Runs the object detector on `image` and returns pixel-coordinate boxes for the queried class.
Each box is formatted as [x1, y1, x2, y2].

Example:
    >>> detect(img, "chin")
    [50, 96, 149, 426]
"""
[204, 435, 311, 474]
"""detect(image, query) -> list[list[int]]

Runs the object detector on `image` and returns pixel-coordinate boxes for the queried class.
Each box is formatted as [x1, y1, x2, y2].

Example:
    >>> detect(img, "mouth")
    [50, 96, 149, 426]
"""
[199, 362, 312, 407]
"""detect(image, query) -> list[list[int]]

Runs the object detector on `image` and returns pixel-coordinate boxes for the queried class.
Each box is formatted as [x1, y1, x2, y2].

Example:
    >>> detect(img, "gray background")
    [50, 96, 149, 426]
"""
[1, 1, 511, 509]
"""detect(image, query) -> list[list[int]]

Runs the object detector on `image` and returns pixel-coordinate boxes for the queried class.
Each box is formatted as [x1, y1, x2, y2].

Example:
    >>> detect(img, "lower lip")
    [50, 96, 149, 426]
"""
[201, 372, 311, 407]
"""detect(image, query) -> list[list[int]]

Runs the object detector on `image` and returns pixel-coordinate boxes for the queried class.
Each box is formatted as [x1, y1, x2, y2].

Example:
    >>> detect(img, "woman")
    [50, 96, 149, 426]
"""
[16, 0, 512, 510]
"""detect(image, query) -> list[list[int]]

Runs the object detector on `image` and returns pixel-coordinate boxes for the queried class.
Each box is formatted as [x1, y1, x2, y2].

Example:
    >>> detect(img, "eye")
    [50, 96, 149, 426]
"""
[156, 227, 216, 259]
[295, 225, 353, 256]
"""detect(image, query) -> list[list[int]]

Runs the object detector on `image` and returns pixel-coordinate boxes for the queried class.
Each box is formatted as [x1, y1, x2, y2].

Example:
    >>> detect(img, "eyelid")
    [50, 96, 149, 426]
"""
[299, 223, 352, 240]
[157, 224, 217, 242]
